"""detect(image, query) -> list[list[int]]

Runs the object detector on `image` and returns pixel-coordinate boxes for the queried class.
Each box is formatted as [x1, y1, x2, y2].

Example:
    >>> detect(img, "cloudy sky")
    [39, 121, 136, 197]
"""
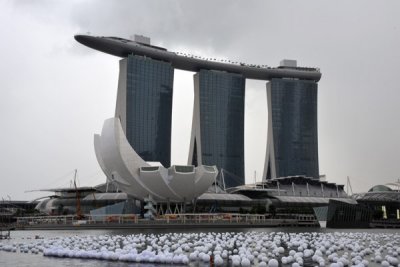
[1, 0, 399, 200]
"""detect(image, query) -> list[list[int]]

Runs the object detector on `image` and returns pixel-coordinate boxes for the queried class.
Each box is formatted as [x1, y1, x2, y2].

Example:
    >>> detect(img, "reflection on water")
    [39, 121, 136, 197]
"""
[1, 228, 399, 267]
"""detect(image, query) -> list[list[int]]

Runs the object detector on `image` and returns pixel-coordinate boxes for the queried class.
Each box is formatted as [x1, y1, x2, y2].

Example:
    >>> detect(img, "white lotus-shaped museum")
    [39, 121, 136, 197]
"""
[94, 117, 218, 203]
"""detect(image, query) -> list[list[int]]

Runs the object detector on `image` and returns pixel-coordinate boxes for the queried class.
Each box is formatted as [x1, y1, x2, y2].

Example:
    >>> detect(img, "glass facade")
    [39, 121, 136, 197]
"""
[327, 200, 371, 228]
[125, 55, 174, 167]
[194, 70, 245, 188]
[268, 78, 319, 179]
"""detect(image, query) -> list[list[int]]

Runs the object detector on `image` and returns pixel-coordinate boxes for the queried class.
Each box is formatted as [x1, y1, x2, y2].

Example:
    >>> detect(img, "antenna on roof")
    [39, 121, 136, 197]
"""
[346, 176, 353, 196]
[73, 169, 83, 219]
[397, 178, 400, 191]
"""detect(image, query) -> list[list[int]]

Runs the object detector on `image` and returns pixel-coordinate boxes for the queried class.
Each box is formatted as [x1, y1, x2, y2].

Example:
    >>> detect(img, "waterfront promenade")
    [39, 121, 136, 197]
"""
[14, 213, 319, 230]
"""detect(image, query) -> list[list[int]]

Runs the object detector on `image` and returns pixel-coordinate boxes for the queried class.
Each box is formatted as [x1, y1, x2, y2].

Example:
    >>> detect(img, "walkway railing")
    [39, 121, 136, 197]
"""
[15, 213, 318, 227]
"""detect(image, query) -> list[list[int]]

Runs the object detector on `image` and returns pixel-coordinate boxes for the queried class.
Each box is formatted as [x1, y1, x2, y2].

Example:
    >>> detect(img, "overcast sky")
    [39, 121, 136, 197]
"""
[1, 0, 399, 200]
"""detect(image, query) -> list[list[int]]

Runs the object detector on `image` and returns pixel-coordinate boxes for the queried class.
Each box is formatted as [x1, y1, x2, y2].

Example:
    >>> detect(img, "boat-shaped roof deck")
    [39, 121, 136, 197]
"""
[75, 35, 321, 82]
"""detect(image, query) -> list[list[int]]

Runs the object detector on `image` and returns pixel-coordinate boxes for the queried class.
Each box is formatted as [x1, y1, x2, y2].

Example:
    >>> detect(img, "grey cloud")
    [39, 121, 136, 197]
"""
[1, 0, 400, 200]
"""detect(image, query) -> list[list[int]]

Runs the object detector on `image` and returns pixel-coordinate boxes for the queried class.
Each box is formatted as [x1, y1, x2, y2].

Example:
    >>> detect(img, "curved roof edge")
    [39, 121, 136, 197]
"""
[75, 34, 321, 82]
[368, 184, 393, 192]
[94, 117, 218, 202]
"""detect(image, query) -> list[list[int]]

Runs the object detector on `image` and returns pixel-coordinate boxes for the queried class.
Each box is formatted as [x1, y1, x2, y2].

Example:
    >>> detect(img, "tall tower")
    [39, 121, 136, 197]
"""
[189, 70, 245, 188]
[115, 54, 174, 167]
[264, 77, 319, 180]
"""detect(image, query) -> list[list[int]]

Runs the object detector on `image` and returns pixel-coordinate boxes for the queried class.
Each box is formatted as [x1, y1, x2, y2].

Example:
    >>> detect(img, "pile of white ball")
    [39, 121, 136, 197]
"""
[1, 231, 400, 266]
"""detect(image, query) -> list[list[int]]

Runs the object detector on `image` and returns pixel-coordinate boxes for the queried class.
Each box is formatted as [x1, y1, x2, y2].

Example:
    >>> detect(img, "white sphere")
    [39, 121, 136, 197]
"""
[202, 254, 210, 262]
[390, 257, 399, 265]
[268, 258, 279, 267]
[214, 255, 224, 266]
[376, 255, 383, 263]
[232, 258, 241, 267]
[241, 257, 251, 267]
[189, 252, 197, 261]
